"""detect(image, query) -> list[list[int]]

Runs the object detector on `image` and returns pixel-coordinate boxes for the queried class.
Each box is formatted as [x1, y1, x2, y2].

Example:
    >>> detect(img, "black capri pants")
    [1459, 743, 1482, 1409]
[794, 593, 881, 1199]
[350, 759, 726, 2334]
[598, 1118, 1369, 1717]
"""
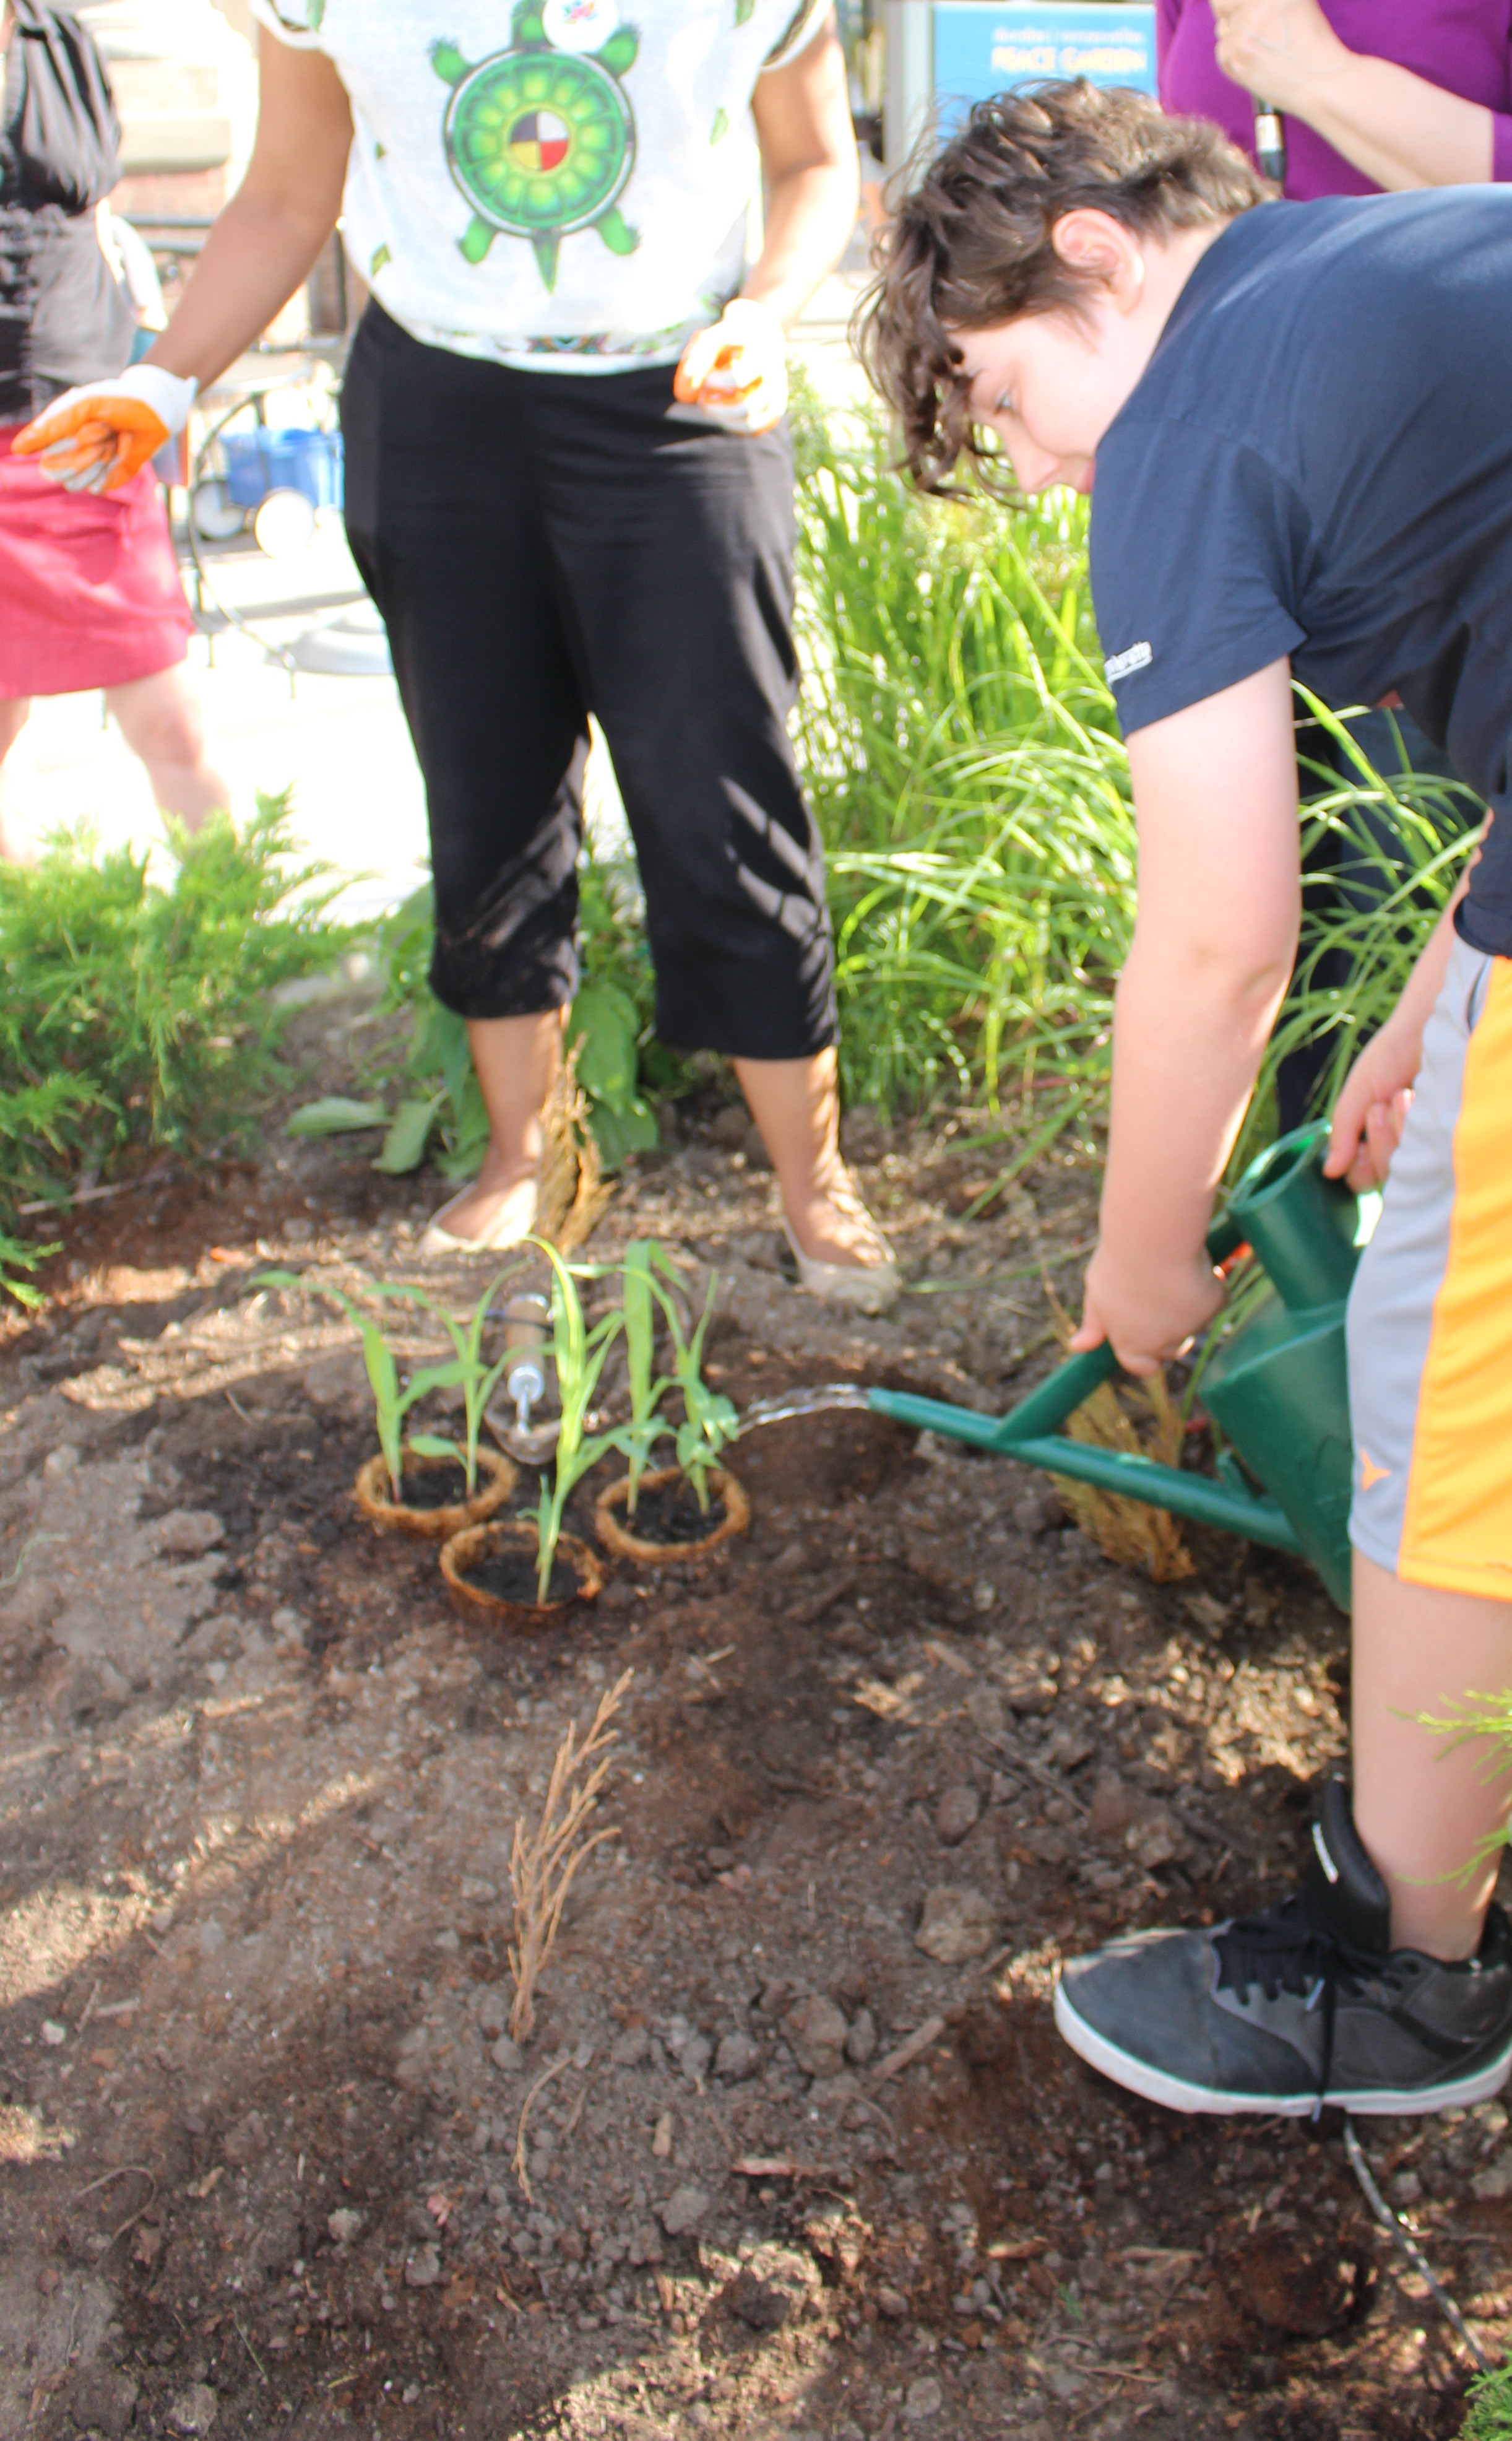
[340, 303, 836, 1060]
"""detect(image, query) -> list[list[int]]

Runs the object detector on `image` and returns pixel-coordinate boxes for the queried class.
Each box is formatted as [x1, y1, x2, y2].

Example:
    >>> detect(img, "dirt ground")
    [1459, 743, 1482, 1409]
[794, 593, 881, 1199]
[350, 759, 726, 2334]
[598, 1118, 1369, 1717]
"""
[2, 995, 1509, 2441]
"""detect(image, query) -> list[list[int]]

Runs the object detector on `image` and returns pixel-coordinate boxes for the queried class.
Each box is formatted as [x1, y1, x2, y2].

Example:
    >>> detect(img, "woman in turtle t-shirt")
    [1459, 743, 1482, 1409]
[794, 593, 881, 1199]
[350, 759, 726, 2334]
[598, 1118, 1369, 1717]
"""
[20, 0, 897, 1306]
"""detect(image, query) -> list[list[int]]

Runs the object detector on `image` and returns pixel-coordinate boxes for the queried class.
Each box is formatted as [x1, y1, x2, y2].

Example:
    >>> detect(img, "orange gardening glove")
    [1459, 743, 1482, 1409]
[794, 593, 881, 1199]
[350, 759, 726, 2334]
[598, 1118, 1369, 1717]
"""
[673, 298, 787, 435]
[13, 363, 197, 493]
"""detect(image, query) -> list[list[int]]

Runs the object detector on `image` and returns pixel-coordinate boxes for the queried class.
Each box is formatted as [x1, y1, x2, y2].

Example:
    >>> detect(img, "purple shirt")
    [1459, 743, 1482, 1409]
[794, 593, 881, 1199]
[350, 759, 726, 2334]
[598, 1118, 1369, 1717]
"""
[1158, 0, 1512, 193]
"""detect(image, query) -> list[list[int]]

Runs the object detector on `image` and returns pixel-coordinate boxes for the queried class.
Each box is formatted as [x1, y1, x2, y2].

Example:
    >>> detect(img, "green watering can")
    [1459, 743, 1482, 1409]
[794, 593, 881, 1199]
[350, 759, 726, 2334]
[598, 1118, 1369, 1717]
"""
[862, 1125, 1373, 1611]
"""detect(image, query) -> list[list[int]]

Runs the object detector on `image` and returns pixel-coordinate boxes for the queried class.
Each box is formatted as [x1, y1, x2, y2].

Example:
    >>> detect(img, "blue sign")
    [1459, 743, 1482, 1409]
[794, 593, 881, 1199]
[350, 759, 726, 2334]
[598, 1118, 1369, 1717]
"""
[934, 2, 1157, 128]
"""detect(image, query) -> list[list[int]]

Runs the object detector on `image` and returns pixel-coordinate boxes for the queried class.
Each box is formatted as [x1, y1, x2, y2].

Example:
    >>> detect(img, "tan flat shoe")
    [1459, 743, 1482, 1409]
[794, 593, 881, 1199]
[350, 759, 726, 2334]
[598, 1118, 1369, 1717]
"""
[782, 1218, 900, 1316]
[420, 1175, 539, 1255]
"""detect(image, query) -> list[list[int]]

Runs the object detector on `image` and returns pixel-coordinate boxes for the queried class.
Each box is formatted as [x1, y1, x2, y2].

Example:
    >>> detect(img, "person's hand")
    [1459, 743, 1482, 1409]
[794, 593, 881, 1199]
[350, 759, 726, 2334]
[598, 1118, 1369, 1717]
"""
[1070, 1242, 1226, 1378]
[1324, 1020, 1421, 1192]
[12, 362, 197, 494]
[1211, 0, 1347, 107]
[673, 298, 787, 435]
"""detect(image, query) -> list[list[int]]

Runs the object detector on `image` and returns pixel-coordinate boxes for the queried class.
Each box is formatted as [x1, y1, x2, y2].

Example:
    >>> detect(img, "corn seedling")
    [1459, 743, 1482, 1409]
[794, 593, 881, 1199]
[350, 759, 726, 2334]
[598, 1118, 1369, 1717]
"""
[529, 1238, 623, 1600]
[636, 1246, 739, 1514]
[618, 1239, 674, 1514]
[507, 1668, 633, 2047]
[396, 1264, 524, 1496]
[256, 1273, 464, 1501]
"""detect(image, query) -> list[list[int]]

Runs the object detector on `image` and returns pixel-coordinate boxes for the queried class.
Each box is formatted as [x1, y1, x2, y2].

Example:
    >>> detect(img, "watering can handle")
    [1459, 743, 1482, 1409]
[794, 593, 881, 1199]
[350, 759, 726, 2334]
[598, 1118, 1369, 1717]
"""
[972, 1199, 1246, 1436]
[1009, 1208, 1243, 1428]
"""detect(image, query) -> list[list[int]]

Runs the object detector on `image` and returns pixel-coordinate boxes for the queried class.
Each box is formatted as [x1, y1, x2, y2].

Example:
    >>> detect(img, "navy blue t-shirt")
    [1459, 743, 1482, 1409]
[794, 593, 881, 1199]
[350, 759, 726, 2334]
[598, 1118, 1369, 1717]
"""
[1089, 191, 1512, 958]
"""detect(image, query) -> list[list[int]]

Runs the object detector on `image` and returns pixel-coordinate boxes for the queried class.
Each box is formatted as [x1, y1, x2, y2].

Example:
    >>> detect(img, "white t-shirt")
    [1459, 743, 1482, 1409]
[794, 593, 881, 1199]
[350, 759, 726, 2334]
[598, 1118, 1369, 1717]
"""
[249, 0, 829, 370]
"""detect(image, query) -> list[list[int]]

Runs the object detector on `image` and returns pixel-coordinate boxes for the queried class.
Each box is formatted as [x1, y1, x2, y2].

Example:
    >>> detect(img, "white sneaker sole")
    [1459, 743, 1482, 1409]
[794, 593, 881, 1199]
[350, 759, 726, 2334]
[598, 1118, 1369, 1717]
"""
[1053, 1975, 1512, 2117]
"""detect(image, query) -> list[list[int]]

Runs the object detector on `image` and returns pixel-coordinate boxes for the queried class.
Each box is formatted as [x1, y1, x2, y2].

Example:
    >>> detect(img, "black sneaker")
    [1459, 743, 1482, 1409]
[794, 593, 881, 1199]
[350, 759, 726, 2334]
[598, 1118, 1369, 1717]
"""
[1055, 1780, 1512, 2116]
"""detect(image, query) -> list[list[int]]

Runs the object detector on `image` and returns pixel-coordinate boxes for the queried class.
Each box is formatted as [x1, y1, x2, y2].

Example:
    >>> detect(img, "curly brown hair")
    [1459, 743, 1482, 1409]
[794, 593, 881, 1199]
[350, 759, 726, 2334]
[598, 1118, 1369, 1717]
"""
[855, 81, 1266, 495]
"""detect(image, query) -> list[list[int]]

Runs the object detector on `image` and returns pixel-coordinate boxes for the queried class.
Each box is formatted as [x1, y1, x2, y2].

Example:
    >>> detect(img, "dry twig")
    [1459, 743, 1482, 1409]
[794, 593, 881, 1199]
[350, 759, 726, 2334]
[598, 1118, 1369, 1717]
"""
[538, 1042, 611, 1253]
[513, 2052, 572, 2203]
[507, 1670, 633, 2045]
[1043, 1289, 1194, 1580]
[870, 2014, 947, 2086]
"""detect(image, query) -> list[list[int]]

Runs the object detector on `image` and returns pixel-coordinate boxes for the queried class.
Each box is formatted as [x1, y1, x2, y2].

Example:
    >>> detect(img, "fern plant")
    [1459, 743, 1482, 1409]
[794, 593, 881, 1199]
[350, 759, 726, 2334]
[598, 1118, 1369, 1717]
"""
[1461, 2360, 1512, 2439]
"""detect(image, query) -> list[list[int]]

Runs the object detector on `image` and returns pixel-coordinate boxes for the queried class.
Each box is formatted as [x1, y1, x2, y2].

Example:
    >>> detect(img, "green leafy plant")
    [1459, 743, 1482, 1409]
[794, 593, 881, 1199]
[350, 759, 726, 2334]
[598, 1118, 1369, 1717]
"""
[529, 1239, 624, 1600]
[360, 877, 668, 1181]
[0, 796, 350, 1303]
[285, 1096, 388, 1139]
[566, 982, 658, 1169]
[256, 1272, 464, 1502]
[1461, 2358, 1512, 2438]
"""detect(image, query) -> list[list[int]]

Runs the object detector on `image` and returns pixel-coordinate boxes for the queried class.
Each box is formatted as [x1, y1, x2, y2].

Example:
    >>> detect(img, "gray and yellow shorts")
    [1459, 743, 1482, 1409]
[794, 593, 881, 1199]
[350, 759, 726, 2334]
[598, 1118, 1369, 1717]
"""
[1347, 935, 1512, 1598]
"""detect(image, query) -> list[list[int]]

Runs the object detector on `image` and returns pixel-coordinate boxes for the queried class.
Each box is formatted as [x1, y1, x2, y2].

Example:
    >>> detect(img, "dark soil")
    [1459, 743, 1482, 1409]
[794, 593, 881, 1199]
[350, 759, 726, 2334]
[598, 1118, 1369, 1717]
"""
[393, 1461, 477, 1513]
[0, 1039, 1504, 2441]
[620, 1481, 728, 1547]
[460, 1539, 585, 1609]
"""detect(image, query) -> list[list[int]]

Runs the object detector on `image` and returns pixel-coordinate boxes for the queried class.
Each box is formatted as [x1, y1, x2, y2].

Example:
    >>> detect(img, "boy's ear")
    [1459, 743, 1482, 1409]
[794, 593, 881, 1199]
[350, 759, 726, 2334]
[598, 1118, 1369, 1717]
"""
[1049, 209, 1144, 308]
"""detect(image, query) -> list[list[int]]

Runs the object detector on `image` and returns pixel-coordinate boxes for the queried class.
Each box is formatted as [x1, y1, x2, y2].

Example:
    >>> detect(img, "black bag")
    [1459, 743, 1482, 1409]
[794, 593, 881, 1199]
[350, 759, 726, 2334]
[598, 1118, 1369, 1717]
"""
[1, 0, 137, 421]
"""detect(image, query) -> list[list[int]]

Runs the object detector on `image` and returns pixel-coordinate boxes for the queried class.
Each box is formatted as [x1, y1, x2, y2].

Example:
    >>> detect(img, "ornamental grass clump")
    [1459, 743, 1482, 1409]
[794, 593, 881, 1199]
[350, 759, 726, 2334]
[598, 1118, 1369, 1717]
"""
[790, 387, 1134, 1150]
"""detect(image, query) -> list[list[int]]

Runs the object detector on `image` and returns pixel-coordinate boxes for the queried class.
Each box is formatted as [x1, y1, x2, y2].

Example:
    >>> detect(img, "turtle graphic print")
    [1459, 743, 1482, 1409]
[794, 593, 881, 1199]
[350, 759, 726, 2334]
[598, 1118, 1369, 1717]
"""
[433, 0, 640, 291]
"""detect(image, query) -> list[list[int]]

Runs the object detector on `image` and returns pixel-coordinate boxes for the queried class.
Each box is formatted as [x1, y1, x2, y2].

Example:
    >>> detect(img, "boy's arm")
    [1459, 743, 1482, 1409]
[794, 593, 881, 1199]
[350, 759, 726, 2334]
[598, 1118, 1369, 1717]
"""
[1071, 659, 1301, 1375]
[1323, 872, 1472, 1192]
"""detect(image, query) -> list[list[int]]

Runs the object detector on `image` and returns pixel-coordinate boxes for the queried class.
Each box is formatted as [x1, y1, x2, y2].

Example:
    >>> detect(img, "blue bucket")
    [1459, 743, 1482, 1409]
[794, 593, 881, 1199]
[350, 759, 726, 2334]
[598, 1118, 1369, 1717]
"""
[222, 428, 343, 511]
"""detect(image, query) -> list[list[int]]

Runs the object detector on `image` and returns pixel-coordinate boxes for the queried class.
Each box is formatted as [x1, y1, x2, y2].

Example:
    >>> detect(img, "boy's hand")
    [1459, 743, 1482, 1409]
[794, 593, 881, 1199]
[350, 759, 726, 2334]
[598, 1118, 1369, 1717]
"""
[1324, 1020, 1420, 1190]
[1071, 1244, 1225, 1377]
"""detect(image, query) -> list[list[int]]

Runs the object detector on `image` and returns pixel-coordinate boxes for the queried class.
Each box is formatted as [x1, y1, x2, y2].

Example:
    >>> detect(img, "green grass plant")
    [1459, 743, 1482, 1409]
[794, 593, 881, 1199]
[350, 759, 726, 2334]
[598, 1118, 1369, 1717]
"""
[0, 796, 350, 1303]
[1235, 692, 1478, 1169]
[790, 391, 1133, 1144]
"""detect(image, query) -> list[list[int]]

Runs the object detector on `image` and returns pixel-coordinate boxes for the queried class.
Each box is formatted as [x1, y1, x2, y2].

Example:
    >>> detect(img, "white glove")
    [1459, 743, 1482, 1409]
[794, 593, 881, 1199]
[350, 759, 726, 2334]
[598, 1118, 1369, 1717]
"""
[673, 298, 788, 436]
[14, 362, 198, 493]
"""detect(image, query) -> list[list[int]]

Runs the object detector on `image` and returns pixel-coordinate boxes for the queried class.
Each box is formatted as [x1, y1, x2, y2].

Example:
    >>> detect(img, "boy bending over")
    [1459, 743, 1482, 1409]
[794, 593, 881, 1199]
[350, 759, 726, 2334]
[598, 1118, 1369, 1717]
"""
[862, 83, 1512, 2115]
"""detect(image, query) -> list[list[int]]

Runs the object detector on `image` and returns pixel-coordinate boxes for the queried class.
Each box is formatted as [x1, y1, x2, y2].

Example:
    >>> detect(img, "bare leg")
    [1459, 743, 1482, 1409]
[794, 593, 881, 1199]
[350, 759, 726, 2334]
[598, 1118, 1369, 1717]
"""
[425, 1010, 564, 1243]
[1352, 1550, 1512, 1960]
[0, 697, 35, 863]
[106, 664, 231, 831]
[733, 1048, 892, 1268]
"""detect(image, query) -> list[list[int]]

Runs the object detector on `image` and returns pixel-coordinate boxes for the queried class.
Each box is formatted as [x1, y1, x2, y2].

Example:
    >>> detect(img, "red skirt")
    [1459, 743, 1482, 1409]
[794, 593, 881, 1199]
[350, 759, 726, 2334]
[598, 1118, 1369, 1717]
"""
[0, 421, 192, 698]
